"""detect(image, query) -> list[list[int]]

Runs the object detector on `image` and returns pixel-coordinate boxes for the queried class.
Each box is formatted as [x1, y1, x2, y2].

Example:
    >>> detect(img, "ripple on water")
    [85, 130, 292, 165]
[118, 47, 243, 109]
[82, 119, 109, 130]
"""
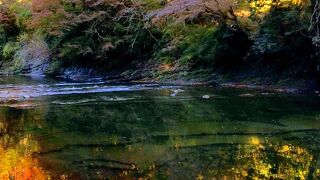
[0, 82, 182, 103]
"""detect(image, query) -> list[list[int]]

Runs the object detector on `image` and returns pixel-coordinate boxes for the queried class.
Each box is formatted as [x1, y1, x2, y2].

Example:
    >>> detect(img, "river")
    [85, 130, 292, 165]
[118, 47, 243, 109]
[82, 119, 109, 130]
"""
[0, 75, 319, 179]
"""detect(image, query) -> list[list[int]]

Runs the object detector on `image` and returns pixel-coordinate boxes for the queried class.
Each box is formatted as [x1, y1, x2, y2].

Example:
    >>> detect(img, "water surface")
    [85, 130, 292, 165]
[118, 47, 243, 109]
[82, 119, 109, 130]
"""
[0, 76, 320, 179]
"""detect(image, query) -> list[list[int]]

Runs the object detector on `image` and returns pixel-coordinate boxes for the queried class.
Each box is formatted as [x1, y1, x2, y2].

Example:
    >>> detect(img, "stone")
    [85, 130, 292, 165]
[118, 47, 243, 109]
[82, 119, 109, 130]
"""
[202, 95, 210, 99]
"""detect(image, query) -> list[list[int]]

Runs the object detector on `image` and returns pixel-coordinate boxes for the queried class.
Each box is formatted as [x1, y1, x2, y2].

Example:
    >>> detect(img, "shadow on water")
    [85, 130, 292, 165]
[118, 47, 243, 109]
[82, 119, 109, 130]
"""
[0, 76, 320, 179]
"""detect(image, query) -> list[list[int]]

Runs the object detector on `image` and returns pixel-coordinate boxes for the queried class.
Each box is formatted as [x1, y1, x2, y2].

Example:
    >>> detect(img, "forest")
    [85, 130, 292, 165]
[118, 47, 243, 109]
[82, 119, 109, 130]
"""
[0, 0, 320, 86]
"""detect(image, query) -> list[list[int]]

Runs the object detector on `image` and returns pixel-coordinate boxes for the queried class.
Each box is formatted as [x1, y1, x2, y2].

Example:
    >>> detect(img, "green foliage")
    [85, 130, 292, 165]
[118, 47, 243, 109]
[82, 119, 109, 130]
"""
[46, 2, 161, 69]
[0, 27, 6, 61]
[155, 24, 216, 64]
[251, 9, 309, 55]
[249, 7, 317, 76]
[156, 24, 250, 68]
[60, 37, 94, 59]
[175, 25, 218, 64]
[2, 41, 19, 60]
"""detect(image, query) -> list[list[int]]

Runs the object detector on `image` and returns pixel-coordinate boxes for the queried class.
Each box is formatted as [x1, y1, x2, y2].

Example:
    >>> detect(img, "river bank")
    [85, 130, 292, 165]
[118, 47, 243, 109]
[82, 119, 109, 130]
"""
[0, 52, 319, 94]
[72, 62, 320, 94]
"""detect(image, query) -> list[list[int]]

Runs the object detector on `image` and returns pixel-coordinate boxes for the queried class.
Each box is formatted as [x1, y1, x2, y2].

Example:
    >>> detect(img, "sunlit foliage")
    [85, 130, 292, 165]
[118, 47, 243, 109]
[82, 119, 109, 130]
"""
[249, 0, 308, 16]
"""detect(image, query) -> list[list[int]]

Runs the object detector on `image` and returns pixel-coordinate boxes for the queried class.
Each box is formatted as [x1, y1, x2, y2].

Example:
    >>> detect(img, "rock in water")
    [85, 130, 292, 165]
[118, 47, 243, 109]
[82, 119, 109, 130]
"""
[23, 95, 31, 99]
[202, 95, 210, 99]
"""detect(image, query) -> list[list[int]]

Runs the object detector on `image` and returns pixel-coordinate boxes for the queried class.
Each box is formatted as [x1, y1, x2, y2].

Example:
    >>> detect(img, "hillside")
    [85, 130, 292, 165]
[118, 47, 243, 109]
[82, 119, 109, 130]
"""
[0, 0, 319, 89]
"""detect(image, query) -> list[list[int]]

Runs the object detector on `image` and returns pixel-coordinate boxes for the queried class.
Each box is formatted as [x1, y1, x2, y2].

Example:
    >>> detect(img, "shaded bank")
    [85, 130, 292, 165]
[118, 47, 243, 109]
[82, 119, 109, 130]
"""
[0, 0, 319, 89]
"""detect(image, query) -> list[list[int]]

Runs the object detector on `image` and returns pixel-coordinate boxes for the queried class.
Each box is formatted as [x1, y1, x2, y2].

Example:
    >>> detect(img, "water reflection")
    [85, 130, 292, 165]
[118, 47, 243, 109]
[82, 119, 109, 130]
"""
[0, 76, 319, 179]
[0, 135, 48, 179]
[229, 137, 315, 179]
[0, 106, 48, 179]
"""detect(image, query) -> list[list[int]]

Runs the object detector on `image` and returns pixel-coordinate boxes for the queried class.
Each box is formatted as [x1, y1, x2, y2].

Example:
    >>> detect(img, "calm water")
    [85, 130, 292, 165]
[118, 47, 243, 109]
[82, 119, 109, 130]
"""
[0, 76, 320, 179]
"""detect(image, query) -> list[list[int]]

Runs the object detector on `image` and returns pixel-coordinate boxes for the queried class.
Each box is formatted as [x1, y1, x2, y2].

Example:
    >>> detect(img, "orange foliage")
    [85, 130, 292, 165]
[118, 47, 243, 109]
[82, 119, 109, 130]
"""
[31, 0, 62, 13]
[26, 0, 124, 35]
[0, 1, 15, 27]
[26, 0, 67, 34]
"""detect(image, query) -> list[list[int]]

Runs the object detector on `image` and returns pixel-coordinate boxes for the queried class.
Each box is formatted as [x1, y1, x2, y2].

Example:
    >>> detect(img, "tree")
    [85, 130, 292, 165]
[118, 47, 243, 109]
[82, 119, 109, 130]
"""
[148, 0, 238, 27]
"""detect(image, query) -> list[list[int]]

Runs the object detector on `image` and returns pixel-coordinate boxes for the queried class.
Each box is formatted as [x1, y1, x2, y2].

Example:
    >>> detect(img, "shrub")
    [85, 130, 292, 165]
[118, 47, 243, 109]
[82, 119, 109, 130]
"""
[2, 41, 19, 60]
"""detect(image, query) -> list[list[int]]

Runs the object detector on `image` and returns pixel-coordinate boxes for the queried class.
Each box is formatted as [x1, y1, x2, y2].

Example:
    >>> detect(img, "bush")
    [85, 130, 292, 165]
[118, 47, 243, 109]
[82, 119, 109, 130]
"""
[2, 41, 19, 60]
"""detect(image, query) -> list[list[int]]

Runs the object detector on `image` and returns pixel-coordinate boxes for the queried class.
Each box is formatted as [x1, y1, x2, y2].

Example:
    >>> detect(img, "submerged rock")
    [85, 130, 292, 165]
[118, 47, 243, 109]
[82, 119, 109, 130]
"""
[239, 93, 254, 97]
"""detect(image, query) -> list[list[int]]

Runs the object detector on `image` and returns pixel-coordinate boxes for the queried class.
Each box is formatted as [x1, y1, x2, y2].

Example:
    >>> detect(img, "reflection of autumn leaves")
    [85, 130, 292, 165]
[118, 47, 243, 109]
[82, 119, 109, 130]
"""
[276, 144, 313, 179]
[0, 135, 48, 180]
[230, 136, 318, 179]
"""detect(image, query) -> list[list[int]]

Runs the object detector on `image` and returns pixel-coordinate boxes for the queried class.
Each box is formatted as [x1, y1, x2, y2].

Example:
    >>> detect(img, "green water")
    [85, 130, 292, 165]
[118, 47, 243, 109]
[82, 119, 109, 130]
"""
[0, 76, 320, 179]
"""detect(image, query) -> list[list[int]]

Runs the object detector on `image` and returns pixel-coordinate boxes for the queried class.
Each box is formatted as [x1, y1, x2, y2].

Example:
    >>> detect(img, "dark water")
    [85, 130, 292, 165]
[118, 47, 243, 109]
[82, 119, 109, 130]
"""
[0, 76, 320, 179]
